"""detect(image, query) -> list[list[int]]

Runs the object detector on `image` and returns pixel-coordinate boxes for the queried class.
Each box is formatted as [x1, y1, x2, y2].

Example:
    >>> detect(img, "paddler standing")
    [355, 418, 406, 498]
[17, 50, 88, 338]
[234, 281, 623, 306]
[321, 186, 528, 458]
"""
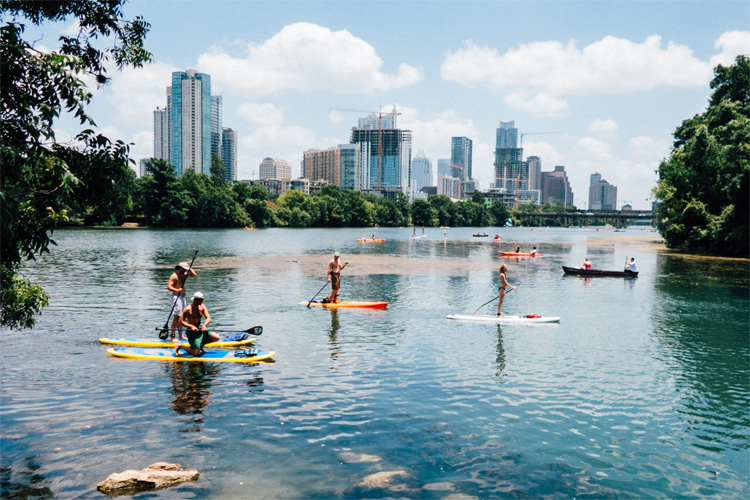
[167, 261, 197, 341]
[326, 252, 349, 303]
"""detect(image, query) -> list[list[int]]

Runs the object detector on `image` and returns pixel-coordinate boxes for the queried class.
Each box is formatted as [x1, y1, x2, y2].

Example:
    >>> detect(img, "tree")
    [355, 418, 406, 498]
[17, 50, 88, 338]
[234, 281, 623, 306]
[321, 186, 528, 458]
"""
[654, 55, 749, 256]
[210, 154, 226, 185]
[490, 201, 510, 226]
[136, 159, 188, 227]
[411, 199, 436, 226]
[1, 0, 151, 328]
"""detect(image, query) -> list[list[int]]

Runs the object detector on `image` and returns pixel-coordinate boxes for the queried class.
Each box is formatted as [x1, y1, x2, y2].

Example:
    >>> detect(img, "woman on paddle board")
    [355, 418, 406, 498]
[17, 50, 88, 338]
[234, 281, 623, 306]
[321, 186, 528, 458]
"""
[497, 264, 516, 317]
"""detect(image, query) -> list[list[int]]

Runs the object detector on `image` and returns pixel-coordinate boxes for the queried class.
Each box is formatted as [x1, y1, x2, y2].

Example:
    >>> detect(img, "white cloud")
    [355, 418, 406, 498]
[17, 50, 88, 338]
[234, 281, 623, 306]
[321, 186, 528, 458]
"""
[104, 61, 177, 125]
[505, 92, 569, 117]
[628, 136, 670, 160]
[197, 22, 422, 96]
[237, 102, 284, 126]
[237, 125, 317, 179]
[588, 119, 618, 135]
[710, 30, 750, 67]
[576, 137, 612, 161]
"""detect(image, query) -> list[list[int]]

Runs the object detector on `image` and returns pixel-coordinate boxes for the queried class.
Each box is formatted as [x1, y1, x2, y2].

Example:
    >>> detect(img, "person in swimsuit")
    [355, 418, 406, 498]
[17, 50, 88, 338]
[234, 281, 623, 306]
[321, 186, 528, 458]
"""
[174, 292, 220, 356]
[167, 261, 197, 341]
[583, 257, 592, 270]
[515, 245, 521, 253]
[326, 252, 349, 303]
[497, 264, 516, 316]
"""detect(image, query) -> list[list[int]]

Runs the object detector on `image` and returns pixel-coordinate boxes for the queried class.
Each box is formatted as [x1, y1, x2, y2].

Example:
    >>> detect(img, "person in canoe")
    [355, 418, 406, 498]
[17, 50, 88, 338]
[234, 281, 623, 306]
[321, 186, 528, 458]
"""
[497, 264, 516, 316]
[174, 292, 220, 356]
[325, 252, 349, 303]
[581, 257, 592, 270]
[626, 257, 638, 273]
[167, 261, 197, 342]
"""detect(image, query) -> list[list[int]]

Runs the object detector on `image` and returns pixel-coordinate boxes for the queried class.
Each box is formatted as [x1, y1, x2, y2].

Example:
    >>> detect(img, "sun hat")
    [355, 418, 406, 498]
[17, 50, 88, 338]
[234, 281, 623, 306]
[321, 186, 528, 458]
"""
[192, 291, 204, 300]
[176, 262, 190, 271]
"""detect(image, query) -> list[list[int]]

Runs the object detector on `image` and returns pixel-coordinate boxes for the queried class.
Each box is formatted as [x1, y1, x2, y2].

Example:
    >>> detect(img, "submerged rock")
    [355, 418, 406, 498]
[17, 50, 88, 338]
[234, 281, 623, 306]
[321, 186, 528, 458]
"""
[338, 451, 383, 463]
[345, 470, 420, 497]
[97, 462, 199, 496]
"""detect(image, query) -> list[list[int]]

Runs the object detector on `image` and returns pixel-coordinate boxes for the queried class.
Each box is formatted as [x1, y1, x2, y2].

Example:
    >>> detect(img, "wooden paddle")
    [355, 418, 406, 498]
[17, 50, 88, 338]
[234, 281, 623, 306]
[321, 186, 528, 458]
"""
[158, 251, 198, 340]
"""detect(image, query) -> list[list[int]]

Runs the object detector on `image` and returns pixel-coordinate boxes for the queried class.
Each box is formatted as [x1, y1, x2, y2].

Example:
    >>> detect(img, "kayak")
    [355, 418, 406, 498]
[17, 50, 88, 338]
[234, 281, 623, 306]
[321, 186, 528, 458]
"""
[301, 300, 388, 309]
[447, 314, 560, 324]
[99, 336, 256, 348]
[107, 347, 275, 363]
[562, 266, 638, 277]
[357, 238, 386, 242]
[499, 252, 544, 257]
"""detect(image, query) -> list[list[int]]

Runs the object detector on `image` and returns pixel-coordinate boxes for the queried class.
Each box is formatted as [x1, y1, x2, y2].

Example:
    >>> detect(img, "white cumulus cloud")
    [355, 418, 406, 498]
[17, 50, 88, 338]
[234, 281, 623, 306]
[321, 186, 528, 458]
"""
[710, 30, 750, 67]
[237, 102, 284, 126]
[588, 119, 619, 136]
[197, 22, 422, 96]
[576, 137, 612, 161]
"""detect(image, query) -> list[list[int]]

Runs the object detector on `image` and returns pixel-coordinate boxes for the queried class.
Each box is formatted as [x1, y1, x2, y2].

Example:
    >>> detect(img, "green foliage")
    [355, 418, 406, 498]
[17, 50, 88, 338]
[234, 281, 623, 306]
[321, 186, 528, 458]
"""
[427, 195, 456, 226]
[489, 200, 510, 226]
[136, 159, 188, 226]
[654, 55, 749, 256]
[411, 199, 437, 226]
[0, 0, 151, 328]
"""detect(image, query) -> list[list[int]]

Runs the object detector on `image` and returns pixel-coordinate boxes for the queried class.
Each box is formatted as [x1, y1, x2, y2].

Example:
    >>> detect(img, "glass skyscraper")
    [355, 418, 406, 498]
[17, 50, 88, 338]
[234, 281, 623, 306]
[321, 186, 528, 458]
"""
[169, 69, 212, 175]
[450, 137, 473, 182]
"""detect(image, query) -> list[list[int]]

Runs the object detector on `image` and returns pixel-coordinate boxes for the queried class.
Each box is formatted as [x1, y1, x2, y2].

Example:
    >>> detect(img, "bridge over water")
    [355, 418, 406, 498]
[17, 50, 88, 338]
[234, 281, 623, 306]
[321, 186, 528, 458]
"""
[516, 210, 656, 227]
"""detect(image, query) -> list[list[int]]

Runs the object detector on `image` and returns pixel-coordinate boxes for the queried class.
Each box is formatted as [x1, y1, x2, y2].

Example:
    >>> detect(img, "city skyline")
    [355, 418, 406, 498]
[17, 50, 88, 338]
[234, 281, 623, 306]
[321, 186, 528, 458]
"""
[28, 1, 750, 209]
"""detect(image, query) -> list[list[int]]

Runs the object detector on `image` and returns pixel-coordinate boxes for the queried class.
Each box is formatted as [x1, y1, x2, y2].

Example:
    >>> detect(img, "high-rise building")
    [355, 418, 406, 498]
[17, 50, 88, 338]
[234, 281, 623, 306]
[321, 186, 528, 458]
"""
[588, 173, 617, 210]
[153, 107, 169, 161]
[494, 120, 525, 192]
[259, 157, 291, 180]
[339, 144, 360, 191]
[437, 159, 452, 178]
[221, 128, 237, 182]
[450, 137, 473, 182]
[411, 151, 432, 191]
[527, 156, 542, 191]
[211, 96, 223, 163]
[437, 174, 461, 200]
[350, 111, 412, 193]
[302, 146, 343, 186]
[168, 69, 212, 175]
[541, 166, 574, 206]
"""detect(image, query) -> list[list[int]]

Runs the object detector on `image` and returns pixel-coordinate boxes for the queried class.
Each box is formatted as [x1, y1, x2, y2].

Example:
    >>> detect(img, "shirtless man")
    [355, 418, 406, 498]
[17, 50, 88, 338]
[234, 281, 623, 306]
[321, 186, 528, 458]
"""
[326, 252, 349, 303]
[174, 292, 220, 356]
[167, 261, 197, 341]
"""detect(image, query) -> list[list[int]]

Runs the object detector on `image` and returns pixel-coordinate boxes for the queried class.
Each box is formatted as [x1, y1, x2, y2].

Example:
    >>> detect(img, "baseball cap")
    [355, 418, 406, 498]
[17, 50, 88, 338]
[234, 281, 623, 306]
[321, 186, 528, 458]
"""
[334, 252, 340, 257]
[192, 291, 204, 300]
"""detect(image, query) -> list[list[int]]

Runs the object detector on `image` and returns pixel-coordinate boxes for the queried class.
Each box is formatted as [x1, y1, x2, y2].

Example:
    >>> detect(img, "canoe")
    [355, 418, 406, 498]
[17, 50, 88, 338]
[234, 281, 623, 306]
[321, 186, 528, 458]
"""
[301, 300, 388, 309]
[447, 314, 560, 324]
[357, 238, 386, 242]
[562, 266, 638, 277]
[499, 252, 544, 257]
[107, 347, 275, 363]
[99, 336, 256, 348]
[473, 234, 489, 237]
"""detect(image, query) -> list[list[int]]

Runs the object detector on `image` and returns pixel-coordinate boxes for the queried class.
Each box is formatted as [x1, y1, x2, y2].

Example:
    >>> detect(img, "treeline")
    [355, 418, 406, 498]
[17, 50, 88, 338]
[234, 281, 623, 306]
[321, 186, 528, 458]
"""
[75, 157, 517, 228]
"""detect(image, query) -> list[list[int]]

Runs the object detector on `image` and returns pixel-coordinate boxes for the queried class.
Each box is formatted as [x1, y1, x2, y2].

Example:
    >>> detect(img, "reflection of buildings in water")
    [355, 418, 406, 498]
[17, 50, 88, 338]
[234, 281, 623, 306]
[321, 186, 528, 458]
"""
[166, 362, 220, 431]
[495, 326, 506, 380]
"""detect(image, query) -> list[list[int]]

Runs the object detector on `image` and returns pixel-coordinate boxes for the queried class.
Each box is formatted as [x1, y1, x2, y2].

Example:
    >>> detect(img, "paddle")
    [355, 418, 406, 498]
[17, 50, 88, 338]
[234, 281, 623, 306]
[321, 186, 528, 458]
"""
[472, 288, 513, 314]
[307, 282, 329, 306]
[158, 251, 198, 340]
[155, 325, 262, 336]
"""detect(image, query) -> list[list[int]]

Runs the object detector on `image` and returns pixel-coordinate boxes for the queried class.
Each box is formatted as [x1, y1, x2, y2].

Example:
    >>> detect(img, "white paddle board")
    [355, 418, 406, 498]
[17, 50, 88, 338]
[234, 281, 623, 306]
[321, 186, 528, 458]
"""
[447, 314, 560, 324]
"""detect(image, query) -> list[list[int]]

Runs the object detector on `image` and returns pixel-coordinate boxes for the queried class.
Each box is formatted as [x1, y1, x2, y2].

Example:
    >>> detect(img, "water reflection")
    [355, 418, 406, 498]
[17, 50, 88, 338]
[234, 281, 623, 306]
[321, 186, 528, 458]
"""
[327, 309, 341, 359]
[167, 362, 220, 432]
[495, 326, 506, 380]
[0, 456, 54, 499]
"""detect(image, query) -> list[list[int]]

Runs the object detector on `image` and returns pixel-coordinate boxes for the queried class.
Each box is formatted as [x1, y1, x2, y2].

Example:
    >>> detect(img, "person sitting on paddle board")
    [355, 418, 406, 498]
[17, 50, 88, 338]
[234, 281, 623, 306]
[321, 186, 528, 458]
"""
[497, 264, 516, 317]
[167, 262, 197, 342]
[325, 252, 349, 303]
[174, 292, 220, 356]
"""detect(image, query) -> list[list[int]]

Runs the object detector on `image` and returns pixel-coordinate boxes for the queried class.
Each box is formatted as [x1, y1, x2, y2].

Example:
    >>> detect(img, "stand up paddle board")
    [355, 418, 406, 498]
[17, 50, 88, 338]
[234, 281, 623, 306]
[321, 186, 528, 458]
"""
[99, 336, 256, 348]
[301, 300, 388, 309]
[447, 314, 560, 324]
[499, 252, 544, 257]
[106, 347, 275, 363]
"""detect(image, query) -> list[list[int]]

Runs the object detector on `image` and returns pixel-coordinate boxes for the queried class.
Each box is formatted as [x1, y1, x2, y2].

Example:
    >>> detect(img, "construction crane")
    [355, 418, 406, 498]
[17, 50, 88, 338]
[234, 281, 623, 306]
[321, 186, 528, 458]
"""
[329, 106, 401, 190]
[519, 131, 559, 147]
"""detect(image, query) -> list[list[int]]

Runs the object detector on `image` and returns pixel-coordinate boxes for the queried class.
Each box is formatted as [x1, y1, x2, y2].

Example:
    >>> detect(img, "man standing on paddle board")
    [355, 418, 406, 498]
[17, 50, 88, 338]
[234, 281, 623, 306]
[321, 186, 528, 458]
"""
[167, 262, 197, 341]
[497, 264, 516, 317]
[174, 292, 219, 356]
[326, 252, 348, 303]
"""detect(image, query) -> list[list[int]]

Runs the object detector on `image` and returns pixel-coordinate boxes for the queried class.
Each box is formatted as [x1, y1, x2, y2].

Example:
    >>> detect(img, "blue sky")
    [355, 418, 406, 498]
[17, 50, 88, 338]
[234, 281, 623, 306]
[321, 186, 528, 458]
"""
[27, 0, 750, 210]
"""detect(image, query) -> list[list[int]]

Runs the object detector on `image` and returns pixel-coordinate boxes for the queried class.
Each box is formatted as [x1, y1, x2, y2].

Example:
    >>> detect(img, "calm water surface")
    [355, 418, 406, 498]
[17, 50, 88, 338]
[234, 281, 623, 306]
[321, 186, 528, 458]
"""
[1, 227, 748, 499]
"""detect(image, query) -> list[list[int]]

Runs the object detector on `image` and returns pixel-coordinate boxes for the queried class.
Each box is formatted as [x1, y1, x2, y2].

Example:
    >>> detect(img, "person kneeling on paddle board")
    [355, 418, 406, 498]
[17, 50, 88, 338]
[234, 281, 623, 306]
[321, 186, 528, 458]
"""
[174, 292, 220, 356]
[325, 252, 348, 303]
[497, 264, 516, 317]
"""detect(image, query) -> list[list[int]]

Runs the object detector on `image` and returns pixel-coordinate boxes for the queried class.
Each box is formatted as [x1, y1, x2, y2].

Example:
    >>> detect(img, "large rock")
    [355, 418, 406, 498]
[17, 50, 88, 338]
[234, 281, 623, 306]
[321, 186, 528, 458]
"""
[345, 470, 421, 498]
[97, 462, 199, 496]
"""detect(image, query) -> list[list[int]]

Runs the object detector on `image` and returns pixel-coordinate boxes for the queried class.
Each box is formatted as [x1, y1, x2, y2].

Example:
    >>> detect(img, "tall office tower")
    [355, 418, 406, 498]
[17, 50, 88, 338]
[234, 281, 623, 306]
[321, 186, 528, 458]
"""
[139, 158, 148, 178]
[541, 166, 574, 206]
[494, 121, 526, 192]
[211, 96, 223, 163]
[259, 157, 292, 180]
[450, 137, 473, 181]
[437, 159, 452, 178]
[588, 174, 617, 210]
[153, 107, 169, 160]
[350, 111, 412, 193]
[339, 145, 360, 191]
[437, 174, 461, 199]
[169, 69, 212, 175]
[302, 146, 342, 186]
[411, 151, 432, 191]
[527, 156, 542, 191]
[221, 128, 237, 182]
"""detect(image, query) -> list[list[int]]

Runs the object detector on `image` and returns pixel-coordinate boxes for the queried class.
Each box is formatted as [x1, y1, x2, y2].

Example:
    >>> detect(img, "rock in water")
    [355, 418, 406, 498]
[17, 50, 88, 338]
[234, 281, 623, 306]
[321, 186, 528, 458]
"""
[97, 462, 199, 496]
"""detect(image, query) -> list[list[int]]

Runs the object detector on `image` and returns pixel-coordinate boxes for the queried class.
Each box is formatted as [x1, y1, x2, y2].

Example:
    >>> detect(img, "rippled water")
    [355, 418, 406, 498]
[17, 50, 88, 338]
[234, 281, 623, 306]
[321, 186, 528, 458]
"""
[1, 227, 748, 499]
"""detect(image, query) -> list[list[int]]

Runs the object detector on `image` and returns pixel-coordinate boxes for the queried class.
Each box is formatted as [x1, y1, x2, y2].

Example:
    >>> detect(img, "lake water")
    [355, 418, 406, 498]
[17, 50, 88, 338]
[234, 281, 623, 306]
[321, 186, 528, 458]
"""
[1, 227, 748, 499]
